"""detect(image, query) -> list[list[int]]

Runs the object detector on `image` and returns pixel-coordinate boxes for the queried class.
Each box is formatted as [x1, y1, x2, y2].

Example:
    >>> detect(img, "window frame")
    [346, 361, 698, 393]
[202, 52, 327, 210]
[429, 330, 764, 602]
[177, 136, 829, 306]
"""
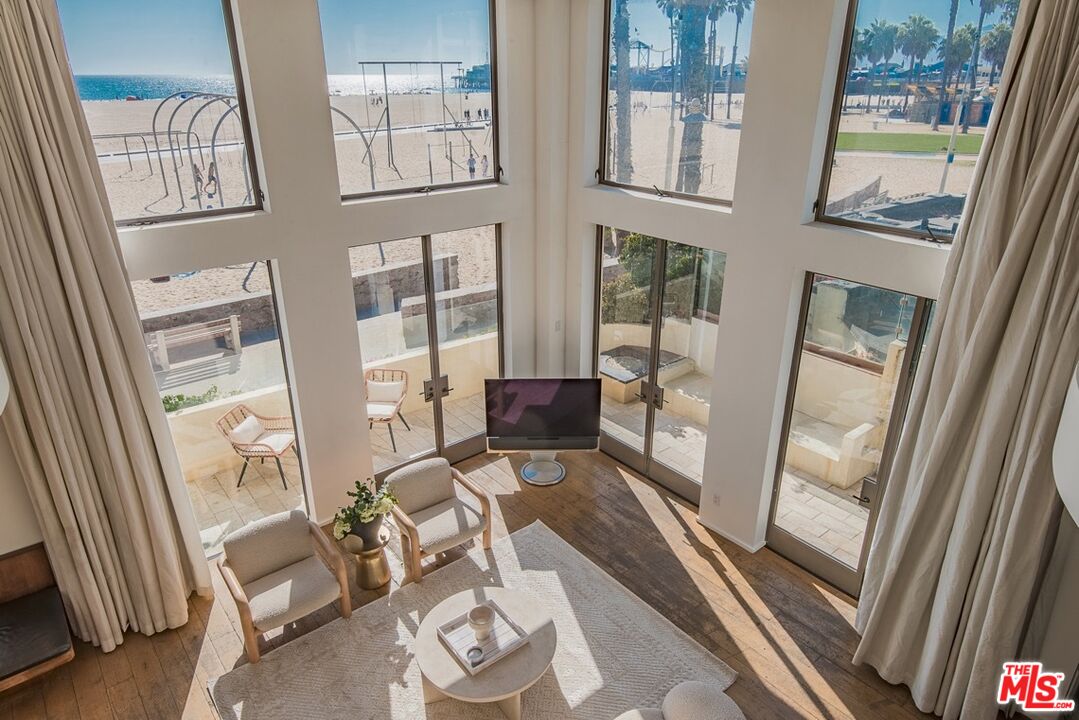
[110, 0, 264, 228]
[596, 0, 735, 208]
[814, 0, 956, 244]
[333, 0, 502, 202]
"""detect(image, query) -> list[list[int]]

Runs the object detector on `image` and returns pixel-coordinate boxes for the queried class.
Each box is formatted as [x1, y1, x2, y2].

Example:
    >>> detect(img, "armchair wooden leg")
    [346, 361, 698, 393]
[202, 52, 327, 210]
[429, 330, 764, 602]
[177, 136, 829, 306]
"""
[482, 521, 492, 550]
[398, 412, 412, 431]
[236, 458, 250, 488]
[387, 422, 397, 453]
[401, 532, 423, 583]
[337, 571, 352, 619]
[240, 619, 261, 664]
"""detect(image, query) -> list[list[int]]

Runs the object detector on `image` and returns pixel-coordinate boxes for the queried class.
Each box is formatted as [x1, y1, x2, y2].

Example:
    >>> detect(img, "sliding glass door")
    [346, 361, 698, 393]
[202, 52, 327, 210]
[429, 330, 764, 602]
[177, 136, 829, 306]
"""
[594, 227, 725, 503]
[352, 226, 502, 478]
[766, 273, 933, 596]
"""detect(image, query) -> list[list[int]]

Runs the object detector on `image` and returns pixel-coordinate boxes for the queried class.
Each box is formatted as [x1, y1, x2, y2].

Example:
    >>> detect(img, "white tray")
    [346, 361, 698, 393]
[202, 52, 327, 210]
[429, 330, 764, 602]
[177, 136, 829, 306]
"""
[436, 599, 530, 675]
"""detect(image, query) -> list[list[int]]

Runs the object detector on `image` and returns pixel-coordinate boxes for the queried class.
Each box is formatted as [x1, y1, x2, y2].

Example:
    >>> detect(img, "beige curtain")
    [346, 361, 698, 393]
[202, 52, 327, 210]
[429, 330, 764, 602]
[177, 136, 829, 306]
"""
[854, 0, 1079, 718]
[0, 0, 211, 652]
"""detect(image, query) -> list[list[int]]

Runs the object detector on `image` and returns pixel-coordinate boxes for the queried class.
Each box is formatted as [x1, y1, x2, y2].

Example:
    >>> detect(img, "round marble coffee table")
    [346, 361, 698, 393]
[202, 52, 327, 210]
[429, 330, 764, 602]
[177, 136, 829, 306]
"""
[415, 587, 557, 720]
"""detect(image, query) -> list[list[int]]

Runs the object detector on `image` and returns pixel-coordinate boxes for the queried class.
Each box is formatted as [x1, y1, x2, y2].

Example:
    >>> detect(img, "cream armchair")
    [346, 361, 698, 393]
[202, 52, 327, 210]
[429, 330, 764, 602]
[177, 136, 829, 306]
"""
[217, 510, 351, 663]
[387, 458, 491, 582]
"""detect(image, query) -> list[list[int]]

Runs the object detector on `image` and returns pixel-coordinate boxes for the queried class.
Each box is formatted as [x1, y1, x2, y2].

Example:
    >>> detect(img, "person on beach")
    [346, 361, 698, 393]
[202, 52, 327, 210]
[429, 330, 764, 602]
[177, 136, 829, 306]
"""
[465, 109, 471, 122]
[205, 162, 218, 199]
[467, 154, 476, 179]
[191, 164, 203, 201]
[481, 154, 489, 177]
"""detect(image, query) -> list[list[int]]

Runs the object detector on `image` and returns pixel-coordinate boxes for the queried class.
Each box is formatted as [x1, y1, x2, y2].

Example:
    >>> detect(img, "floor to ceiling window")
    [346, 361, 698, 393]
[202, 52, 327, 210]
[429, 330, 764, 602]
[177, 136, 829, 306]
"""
[55, 0, 261, 223]
[129, 262, 304, 556]
[601, 0, 755, 202]
[352, 226, 502, 476]
[595, 227, 725, 502]
[767, 273, 933, 596]
[817, 0, 1018, 239]
[317, 0, 499, 197]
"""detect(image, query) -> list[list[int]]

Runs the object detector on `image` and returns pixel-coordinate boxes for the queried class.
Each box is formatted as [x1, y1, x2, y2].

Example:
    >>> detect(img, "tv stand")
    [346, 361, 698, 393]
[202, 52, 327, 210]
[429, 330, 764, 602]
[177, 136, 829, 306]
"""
[520, 451, 566, 486]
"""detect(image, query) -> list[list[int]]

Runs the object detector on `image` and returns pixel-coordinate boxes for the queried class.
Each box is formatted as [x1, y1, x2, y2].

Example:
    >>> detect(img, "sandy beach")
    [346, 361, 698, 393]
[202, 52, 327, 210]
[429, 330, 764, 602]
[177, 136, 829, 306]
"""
[81, 90, 495, 221]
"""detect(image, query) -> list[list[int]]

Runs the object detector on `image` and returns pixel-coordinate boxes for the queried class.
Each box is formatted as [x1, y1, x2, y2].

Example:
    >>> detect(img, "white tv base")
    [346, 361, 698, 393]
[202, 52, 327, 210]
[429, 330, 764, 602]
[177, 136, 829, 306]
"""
[520, 452, 566, 486]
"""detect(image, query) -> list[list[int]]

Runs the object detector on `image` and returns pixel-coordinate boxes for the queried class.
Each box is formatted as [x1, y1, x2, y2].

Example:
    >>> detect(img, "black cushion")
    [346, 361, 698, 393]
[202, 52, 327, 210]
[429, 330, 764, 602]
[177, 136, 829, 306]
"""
[0, 586, 72, 681]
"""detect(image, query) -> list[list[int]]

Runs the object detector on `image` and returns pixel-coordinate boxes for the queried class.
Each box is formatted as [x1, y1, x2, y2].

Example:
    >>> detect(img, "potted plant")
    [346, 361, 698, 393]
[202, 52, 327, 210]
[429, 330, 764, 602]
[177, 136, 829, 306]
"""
[332, 479, 398, 548]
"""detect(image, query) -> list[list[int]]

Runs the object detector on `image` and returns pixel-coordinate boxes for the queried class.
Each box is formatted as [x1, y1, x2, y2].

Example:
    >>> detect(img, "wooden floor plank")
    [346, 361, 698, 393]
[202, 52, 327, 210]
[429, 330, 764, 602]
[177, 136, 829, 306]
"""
[3, 451, 937, 719]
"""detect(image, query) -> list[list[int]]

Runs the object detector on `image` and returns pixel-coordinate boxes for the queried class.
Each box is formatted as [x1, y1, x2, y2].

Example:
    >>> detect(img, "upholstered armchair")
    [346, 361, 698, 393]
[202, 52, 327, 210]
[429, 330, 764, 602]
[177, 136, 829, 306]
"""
[217, 510, 351, 663]
[386, 458, 492, 582]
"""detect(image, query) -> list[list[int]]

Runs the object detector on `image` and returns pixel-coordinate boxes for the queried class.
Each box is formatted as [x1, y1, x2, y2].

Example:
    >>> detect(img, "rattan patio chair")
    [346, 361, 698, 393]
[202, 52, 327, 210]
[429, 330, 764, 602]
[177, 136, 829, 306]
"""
[365, 368, 411, 453]
[216, 404, 296, 490]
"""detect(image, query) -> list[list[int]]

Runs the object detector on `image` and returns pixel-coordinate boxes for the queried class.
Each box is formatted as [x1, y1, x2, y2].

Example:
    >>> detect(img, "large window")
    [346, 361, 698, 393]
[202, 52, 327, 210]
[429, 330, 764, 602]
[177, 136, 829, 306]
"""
[818, 0, 1018, 239]
[601, 0, 755, 203]
[56, 0, 260, 224]
[130, 262, 303, 556]
[318, 0, 498, 197]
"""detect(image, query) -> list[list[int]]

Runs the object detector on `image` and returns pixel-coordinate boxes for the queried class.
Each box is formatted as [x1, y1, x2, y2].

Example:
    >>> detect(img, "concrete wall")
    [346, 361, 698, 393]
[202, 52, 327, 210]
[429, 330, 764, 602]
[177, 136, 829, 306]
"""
[793, 350, 883, 429]
[598, 317, 719, 374]
[165, 333, 500, 481]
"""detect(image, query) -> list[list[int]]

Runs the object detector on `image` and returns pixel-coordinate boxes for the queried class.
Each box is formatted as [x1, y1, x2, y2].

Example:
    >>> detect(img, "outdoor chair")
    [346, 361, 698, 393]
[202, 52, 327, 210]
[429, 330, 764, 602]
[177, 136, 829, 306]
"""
[387, 457, 491, 583]
[365, 368, 411, 453]
[217, 510, 350, 664]
[216, 404, 297, 490]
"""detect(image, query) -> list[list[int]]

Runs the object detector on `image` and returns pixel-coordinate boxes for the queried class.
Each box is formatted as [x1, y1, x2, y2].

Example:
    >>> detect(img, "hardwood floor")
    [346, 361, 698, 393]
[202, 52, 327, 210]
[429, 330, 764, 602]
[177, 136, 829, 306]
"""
[0, 451, 933, 720]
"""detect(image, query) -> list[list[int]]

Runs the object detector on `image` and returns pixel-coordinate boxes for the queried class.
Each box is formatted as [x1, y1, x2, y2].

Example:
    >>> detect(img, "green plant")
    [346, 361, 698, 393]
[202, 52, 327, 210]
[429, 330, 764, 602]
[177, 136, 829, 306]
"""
[161, 385, 221, 413]
[332, 480, 398, 540]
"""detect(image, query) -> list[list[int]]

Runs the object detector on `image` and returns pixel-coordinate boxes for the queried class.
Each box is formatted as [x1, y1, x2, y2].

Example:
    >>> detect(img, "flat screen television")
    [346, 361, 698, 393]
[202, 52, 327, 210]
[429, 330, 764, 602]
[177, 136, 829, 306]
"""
[484, 378, 601, 452]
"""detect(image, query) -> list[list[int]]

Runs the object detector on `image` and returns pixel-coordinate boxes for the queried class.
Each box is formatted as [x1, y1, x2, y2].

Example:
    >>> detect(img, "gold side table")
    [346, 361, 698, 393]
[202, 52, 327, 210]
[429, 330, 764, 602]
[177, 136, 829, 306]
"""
[339, 527, 392, 590]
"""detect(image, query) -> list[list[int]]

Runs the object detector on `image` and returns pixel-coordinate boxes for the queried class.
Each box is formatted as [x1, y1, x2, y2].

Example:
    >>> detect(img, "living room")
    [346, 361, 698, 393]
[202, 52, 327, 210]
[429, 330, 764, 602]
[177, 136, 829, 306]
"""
[0, 0, 1076, 717]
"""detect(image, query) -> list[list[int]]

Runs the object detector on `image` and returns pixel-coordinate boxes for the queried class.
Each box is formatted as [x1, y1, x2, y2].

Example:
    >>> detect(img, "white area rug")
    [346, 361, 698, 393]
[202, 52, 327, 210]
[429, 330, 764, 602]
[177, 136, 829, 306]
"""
[209, 521, 736, 719]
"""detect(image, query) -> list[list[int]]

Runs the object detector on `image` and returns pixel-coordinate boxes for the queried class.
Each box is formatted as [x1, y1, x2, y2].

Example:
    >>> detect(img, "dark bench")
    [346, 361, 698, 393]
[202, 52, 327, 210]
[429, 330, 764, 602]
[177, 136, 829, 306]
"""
[0, 545, 73, 693]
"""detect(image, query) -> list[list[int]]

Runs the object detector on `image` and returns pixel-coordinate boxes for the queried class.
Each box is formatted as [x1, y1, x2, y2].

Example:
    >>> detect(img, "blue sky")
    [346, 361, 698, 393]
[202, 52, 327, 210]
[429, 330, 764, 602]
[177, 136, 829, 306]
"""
[56, 0, 491, 76]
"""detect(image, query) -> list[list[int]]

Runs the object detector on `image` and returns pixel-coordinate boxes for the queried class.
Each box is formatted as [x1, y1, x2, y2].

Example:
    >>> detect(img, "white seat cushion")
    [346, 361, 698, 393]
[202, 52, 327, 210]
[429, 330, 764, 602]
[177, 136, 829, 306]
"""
[411, 493, 487, 555]
[367, 379, 405, 403]
[245, 555, 341, 629]
[366, 402, 399, 420]
[614, 710, 664, 720]
[230, 415, 264, 444]
[255, 431, 294, 454]
[662, 681, 746, 720]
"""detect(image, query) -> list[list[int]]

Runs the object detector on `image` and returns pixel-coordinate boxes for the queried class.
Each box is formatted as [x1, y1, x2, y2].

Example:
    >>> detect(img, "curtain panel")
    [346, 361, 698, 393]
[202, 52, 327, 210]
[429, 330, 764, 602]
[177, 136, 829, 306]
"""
[0, 0, 211, 651]
[855, 0, 1079, 718]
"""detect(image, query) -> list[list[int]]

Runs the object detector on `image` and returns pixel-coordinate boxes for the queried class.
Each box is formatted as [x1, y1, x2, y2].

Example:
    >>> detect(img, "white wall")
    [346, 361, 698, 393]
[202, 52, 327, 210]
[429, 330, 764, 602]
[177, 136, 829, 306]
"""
[0, 428, 42, 554]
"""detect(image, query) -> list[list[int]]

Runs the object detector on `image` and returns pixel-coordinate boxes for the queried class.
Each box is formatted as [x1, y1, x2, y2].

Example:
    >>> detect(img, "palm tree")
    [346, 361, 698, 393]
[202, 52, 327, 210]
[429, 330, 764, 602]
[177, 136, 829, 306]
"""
[843, 29, 869, 112]
[612, 0, 633, 182]
[1000, 0, 1021, 25]
[723, 0, 752, 120]
[863, 19, 898, 112]
[897, 15, 941, 112]
[937, 24, 976, 92]
[932, 0, 962, 130]
[980, 23, 1012, 85]
[672, 0, 710, 192]
[706, 0, 727, 117]
[962, 0, 1000, 132]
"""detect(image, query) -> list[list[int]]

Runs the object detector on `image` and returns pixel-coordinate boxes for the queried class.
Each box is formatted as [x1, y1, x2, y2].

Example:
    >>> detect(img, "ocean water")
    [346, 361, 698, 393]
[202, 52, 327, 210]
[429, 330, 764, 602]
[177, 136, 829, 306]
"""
[74, 73, 485, 101]
[74, 75, 237, 101]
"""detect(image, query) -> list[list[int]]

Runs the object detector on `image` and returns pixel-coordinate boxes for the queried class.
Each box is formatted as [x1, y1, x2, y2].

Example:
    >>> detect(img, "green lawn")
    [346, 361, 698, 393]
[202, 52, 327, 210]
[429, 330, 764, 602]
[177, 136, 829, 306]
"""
[835, 132, 984, 156]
